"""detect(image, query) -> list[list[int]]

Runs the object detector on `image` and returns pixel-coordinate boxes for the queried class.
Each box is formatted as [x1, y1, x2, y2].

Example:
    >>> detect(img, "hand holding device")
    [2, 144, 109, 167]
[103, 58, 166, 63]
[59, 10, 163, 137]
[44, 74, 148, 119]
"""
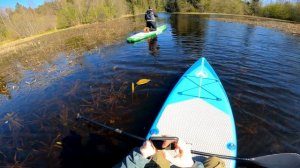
[162, 139, 194, 167]
[149, 136, 178, 150]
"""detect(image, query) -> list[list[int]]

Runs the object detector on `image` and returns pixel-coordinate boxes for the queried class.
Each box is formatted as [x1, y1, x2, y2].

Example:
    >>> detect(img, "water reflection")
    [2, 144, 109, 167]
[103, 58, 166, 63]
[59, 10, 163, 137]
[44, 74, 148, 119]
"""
[170, 14, 207, 56]
[243, 26, 256, 47]
[147, 37, 160, 55]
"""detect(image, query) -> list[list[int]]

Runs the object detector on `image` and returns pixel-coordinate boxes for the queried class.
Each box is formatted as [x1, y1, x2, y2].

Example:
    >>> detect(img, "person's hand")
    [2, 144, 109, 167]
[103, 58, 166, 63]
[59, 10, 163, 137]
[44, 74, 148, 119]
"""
[140, 140, 156, 159]
[162, 139, 194, 167]
[162, 138, 177, 149]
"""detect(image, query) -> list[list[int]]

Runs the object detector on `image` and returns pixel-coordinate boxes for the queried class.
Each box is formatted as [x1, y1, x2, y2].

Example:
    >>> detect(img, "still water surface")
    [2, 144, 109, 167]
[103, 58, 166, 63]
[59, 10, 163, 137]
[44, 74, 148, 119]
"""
[0, 14, 299, 167]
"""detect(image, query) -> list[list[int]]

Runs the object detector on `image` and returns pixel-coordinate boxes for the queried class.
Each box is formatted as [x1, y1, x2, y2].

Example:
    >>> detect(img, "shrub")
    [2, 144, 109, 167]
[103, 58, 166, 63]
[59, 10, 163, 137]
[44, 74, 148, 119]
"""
[260, 2, 300, 21]
[209, 0, 245, 14]
[0, 24, 8, 41]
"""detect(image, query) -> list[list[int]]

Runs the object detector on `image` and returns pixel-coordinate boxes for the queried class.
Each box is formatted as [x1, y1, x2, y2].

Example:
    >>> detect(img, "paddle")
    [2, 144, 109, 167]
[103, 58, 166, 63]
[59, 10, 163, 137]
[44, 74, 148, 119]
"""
[76, 113, 300, 168]
[76, 113, 145, 141]
[191, 150, 300, 168]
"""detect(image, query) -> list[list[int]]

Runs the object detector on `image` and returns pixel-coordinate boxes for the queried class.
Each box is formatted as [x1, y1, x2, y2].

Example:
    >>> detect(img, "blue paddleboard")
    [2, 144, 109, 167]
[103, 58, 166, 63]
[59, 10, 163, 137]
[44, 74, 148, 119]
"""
[147, 57, 237, 168]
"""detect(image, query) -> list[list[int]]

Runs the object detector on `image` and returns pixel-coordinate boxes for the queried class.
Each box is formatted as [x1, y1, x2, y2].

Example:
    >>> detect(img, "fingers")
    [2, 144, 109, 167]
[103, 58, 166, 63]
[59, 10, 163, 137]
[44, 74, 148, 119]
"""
[162, 139, 194, 167]
[140, 140, 156, 158]
[163, 149, 194, 168]
[145, 140, 156, 152]
[174, 147, 180, 155]
[176, 139, 192, 155]
[162, 139, 176, 149]
[145, 140, 154, 148]
[162, 150, 176, 163]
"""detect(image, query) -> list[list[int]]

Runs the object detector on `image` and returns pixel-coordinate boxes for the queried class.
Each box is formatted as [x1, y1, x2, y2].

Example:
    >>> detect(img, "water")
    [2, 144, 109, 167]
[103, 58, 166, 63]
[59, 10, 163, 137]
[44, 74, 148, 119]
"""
[0, 13, 299, 167]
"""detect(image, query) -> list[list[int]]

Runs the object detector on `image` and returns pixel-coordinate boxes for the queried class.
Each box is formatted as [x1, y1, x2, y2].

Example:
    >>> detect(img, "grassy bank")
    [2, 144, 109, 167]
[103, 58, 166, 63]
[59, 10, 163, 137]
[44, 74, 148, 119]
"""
[0, 16, 144, 85]
[0, 14, 143, 55]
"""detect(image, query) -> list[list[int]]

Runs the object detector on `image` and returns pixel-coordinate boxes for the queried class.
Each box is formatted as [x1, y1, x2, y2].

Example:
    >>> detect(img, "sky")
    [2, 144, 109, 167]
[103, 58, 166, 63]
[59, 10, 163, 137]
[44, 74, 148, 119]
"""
[0, 0, 46, 9]
[0, 0, 298, 9]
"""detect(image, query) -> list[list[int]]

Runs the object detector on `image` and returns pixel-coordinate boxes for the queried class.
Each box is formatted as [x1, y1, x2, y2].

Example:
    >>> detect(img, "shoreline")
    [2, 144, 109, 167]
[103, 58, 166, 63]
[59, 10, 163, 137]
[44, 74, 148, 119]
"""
[213, 17, 300, 36]
[173, 12, 300, 36]
[1, 12, 299, 52]
[173, 12, 299, 23]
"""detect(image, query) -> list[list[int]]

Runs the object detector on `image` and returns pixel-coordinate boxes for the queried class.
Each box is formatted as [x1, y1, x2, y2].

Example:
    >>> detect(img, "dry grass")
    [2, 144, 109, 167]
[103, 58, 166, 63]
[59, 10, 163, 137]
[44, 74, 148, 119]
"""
[0, 15, 143, 55]
[0, 17, 144, 84]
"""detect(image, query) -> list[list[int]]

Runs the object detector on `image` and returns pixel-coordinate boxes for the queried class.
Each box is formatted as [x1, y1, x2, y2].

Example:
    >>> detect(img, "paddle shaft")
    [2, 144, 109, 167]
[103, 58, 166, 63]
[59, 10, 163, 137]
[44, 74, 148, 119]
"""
[191, 150, 250, 162]
[76, 113, 146, 141]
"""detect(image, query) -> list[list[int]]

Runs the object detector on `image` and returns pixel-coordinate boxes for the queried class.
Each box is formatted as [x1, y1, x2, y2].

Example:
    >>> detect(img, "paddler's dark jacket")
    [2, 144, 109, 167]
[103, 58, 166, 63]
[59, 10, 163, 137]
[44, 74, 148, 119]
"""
[113, 147, 205, 168]
[145, 9, 158, 22]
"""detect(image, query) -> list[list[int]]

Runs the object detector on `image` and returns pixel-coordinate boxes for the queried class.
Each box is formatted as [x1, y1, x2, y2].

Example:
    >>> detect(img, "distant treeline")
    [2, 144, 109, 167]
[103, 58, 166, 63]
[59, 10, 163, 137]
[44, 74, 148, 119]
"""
[0, 0, 299, 42]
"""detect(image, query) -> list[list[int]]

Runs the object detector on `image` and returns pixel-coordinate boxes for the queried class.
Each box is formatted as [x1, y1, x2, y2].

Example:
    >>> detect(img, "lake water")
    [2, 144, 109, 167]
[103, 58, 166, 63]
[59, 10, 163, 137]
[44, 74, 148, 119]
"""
[0, 13, 299, 167]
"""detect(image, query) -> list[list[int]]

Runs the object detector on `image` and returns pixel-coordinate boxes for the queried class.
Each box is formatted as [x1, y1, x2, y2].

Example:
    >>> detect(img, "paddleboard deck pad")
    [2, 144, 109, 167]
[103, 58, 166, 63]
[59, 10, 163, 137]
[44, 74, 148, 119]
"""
[127, 25, 167, 43]
[147, 57, 237, 168]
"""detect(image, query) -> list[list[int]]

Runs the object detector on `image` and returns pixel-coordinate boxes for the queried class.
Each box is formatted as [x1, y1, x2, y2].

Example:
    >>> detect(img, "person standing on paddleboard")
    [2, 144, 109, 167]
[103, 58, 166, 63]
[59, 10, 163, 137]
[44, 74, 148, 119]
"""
[145, 6, 158, 32]
[113, 138, 225, 168]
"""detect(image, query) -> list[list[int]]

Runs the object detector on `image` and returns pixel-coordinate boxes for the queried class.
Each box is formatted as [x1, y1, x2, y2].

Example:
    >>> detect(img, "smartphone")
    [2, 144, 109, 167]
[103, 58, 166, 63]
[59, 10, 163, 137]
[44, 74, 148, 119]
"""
[149, 136, 178, 150]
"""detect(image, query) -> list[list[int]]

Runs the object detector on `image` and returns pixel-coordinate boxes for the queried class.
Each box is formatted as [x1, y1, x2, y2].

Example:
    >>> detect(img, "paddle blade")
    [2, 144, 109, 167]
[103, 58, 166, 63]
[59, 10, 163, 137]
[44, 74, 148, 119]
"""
[252, 153, 300, 168]
[136, 79, 151, 85]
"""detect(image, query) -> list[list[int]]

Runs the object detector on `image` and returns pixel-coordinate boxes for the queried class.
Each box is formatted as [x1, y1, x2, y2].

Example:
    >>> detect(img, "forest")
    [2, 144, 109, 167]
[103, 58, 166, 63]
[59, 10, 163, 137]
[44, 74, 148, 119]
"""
[0, 0, 299, 42]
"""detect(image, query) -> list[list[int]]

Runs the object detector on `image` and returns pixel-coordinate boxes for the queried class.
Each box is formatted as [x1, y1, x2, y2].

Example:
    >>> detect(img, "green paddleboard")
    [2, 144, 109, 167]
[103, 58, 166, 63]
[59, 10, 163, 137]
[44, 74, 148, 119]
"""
[127, 25, 167, 43]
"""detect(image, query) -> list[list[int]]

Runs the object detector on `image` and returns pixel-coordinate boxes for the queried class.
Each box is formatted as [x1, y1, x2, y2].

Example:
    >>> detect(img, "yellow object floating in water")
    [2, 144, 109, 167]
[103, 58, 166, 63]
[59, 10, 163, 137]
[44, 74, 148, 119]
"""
[56, 141, 62, 145]
[136, 79, 151, 85]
